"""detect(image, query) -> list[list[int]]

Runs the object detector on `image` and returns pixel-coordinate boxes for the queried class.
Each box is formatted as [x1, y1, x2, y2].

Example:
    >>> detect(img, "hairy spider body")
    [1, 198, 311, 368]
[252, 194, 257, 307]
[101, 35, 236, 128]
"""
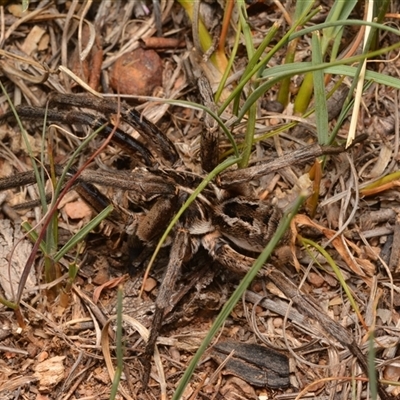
[0, 93, 356, 387]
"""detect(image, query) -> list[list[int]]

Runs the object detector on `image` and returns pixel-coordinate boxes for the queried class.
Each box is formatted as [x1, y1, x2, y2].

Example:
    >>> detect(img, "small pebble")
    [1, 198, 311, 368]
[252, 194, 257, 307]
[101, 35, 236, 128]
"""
[110, 48, 163, 95]
[307, 272, 325, 288]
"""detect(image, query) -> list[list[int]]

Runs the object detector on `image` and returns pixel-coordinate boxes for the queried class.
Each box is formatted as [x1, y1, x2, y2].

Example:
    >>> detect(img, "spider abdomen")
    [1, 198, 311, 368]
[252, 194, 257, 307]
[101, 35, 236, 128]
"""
[213, 197, 283, 253]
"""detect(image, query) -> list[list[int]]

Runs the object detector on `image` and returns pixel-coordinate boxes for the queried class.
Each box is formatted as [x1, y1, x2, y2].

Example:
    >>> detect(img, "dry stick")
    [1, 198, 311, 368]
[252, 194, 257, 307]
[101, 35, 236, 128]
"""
[267, 268, 392, 400]
[142, 228, 190, 388]
[219, 134, 368, 187]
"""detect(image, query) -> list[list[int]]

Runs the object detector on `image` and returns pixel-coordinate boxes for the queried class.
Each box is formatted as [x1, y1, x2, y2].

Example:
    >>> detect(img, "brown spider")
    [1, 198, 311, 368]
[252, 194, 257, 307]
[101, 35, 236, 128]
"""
[0, 93, 360, 388]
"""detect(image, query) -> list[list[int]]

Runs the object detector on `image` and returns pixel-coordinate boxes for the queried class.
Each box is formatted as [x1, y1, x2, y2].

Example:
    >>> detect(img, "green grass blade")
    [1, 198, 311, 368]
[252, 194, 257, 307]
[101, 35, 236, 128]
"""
[238, 103, 256, 168]
[368, 330, 377, 400]
[52, 124, 108, 201]
[215, 17, 241, 104]
[277, 35, 298, 108]
[311, 31, 330, 145]
[21, 221, 47, 254]
[172, 192, 307, 400]
[232, 0, 254, 115]
[238, 42, 400, 123]
[301, 238, 363, 323]
[322, 0, 357, 55]
[238, 0, 254, 59]
[0, 80, 48, 210]
[291, 18, 400, 41]
[293, 0, 316, 21]
[54, 204, 114, 263]
[22, 0, 29, 12]
[218, 2, 319, 116]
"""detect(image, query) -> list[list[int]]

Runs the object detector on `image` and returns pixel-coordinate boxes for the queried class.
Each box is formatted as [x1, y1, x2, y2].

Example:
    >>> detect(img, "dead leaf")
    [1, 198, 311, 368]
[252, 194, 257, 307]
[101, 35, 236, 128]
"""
[21, 25, 46, 55]
[383, 364, 400, 383]
[37, 351, 49, 362]
[293, 215, 372, 282]
[219, 377, 258, 400]
[366, 142, 392, 178]
[64, 200, 92, 220]
[0, 375, 37, 392]
[7, 4, 26, 17]
[35, 394, 51, 400]
[33, 356, 65, 389]
[38, 34, 50, 52]
[93, 275, 126, 304]
[0, 219, 36, 300]
[143, 276, 157, 292]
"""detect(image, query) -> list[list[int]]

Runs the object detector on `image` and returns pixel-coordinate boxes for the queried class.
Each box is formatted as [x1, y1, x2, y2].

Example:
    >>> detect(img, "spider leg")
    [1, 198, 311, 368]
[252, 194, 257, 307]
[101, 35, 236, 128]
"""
[0, 164, 119, 216]
[76, 168, 177, 204]
[196, 71, 219, 173]
[0, 166, 176, 220]
[184, 49, 219, 172]
[142, 227, 190, 387]
[49, 93, 180, 165]
[0, 169, 41, 190]
[0, 107, 155, 166]
[202, 231, 256, 276]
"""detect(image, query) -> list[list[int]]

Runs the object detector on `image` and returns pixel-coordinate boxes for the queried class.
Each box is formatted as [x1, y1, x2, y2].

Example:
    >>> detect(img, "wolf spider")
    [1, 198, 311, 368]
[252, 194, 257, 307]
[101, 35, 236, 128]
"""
[0, 93, 356, 385]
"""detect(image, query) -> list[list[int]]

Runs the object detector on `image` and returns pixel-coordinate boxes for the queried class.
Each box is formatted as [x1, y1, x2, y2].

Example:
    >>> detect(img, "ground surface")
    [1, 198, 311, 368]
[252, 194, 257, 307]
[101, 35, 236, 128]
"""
[0, 1, 400, 400]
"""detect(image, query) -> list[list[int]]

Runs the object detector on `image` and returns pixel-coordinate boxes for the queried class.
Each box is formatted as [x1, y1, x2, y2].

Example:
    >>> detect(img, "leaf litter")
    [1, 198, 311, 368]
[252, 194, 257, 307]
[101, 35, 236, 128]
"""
[0, 1, 399, 399]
